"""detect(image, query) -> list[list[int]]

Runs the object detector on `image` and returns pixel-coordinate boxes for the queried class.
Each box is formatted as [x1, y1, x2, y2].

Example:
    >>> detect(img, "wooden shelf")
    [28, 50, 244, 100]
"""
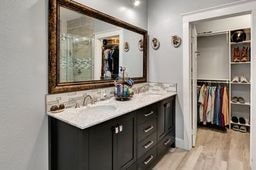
[230, 40, 251, 45]
[231, 101, 250, 106]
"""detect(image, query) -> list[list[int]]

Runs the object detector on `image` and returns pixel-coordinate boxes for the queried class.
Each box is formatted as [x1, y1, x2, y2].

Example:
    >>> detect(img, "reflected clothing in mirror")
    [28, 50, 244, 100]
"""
[103, 47, 119, 79]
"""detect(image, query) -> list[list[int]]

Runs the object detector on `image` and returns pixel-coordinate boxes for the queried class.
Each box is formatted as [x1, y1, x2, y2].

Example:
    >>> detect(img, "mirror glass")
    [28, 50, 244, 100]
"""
[59, 6, 144, 83]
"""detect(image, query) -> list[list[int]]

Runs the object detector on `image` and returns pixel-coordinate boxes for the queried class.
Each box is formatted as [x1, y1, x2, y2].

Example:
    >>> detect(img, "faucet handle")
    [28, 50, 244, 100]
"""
[92, 97, 97, 104]
[75, 102, 80, 108]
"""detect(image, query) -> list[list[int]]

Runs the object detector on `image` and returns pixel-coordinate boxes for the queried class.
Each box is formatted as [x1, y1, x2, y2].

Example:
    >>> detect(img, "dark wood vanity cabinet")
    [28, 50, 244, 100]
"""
[89, 113, 136, 170]
[49, 96, 176, 170]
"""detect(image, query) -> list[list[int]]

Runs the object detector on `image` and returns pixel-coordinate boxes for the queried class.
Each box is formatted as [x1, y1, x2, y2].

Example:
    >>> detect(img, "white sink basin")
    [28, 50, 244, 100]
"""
[79, 105, 117, 113]
[144, 92, 162, 96]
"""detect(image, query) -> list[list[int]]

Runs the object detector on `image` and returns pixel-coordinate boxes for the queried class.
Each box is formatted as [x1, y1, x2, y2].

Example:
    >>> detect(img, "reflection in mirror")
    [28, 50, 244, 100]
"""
[59, 6, 144, 83]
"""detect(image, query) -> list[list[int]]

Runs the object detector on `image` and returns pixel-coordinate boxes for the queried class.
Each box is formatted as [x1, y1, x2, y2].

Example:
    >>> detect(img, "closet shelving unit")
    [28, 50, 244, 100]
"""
[229, 28, 251, 132]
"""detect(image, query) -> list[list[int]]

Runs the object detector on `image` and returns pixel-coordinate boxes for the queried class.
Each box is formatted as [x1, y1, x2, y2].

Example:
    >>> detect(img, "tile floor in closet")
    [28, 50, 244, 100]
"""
[154, 128, 250, 170]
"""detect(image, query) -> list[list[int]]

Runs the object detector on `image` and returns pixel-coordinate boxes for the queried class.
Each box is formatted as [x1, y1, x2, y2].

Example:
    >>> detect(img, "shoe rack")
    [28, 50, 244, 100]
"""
[229, 28, 251, 132]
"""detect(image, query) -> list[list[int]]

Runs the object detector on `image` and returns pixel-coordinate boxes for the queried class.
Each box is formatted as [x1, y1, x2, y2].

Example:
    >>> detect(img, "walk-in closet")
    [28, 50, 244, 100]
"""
[191, 14, 251, 168]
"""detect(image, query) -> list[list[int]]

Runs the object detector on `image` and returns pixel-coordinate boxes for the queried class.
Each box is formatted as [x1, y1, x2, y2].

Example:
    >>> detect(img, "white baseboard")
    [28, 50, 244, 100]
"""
[175, 138, 185, 149]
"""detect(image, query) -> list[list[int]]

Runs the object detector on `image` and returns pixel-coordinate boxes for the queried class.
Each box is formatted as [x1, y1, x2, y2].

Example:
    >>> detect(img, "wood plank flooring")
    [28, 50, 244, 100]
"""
[153, 128, 250, 170]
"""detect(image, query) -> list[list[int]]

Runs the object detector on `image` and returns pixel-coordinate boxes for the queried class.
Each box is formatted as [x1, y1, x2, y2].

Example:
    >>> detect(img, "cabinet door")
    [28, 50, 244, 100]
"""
[49, 118, 89, 170]
[114, 113, 136, 170]
[157, 100, 166, 140]
[89, 120, 115, 170]
[157, 96, 176, 141]
[165, 97, 175, 132]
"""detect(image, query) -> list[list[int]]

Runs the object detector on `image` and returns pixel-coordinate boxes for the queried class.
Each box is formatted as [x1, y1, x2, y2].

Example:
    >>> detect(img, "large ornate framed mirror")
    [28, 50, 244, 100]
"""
[49, 0, 148, 94]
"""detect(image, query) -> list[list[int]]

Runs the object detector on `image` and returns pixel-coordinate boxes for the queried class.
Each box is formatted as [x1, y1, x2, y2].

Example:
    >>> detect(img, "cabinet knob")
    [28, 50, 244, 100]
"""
[144, 126, 154, 133]
[144, 155, 154, 165]
[144, 111, 154, 117]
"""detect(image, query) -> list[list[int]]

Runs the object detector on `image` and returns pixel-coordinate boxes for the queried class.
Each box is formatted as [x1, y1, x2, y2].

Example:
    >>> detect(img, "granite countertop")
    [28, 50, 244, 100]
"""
[47, 91, 176, 129]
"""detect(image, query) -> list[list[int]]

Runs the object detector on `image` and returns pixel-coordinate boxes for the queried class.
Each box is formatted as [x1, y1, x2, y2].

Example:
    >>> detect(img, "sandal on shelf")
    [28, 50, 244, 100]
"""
[241, 46, 249, 62]
[232, 116, 239, 123]
[238, 97, 245, 104]
[240, 76, 249, 83]
[239, 126, 247, 133]
[231, 96, 238, 103]
[232, 125, 240, 131]
[232, 76, 240, 83]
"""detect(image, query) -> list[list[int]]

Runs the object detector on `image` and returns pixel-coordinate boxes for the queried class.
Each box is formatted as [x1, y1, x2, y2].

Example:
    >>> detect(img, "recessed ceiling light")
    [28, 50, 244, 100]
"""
[134, 0, 141, 6]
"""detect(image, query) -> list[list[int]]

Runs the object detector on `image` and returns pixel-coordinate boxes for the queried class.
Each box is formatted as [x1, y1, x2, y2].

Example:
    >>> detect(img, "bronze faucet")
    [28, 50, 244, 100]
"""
[82, 95, 95, 106]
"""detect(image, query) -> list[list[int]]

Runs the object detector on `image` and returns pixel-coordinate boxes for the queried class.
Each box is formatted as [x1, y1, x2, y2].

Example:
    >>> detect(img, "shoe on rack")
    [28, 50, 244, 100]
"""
[232, 116, 238, 123]
[241, 46, 249, 62]
[239, 117, 246, 124]
[233, 47, 241, 62]
[231, 96, 238, 103]
[240, 76, 249, 83]
[232, 125, 240, 131]
[232, 76, 240, 83]
[238, 97, 245, 104]
[239, 126, 247, 133]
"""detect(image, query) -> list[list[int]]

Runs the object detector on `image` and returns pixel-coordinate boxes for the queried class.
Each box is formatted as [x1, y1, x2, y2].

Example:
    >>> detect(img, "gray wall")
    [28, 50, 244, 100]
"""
[0, 0, 48, 170]
[147, 0, 242, 140]
[0, 0, 247, 169]
[76, 0, 148, 29]
[0, 0, 147, 170]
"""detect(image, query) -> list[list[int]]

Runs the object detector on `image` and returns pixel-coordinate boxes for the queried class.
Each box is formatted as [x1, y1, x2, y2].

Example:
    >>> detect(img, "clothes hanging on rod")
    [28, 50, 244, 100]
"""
[198, 81, 229, 128]
[102, 45, 119, 79]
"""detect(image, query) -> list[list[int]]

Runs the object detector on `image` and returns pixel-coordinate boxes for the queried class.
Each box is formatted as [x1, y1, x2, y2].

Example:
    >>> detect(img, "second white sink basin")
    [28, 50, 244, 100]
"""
[144, 92, 162, 96]
[79, 105, 117, 113]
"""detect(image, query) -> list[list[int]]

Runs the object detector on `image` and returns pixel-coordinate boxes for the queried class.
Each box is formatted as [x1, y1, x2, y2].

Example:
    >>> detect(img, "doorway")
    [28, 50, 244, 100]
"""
[182, 1, 256, 169]
[191, 14, 251, 147]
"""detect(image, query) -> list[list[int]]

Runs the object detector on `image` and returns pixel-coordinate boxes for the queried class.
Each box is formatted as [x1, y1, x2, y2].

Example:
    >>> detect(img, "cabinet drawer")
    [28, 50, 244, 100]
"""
[137, 105, 156, 124]
[137, 132, 157, 158]
[137, 118, 156, 142]
[137, 147, 157, 170]
[157, 133, 175, 158]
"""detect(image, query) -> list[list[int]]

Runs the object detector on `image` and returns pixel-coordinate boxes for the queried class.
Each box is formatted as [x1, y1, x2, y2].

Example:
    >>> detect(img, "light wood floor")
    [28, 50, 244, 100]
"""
[153, 128, 250, 170]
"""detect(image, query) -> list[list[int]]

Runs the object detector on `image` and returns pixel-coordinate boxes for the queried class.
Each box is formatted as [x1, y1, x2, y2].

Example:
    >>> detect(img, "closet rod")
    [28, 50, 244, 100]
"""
[197, 31, 228, 37]
[197, 79, 229, 84]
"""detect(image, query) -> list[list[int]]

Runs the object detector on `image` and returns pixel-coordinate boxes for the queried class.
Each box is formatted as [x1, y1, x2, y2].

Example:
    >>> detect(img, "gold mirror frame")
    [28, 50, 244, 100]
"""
[48, 0, 148, 94]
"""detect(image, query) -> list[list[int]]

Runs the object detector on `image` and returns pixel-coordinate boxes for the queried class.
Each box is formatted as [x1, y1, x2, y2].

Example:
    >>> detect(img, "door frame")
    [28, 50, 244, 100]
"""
[182, 1, 256, 168]
[191, 24, 198, 147]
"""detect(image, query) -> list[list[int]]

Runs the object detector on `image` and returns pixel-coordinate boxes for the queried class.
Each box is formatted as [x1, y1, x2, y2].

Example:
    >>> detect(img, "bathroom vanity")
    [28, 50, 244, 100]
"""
[47, 1, 176, 169]
[48, 93, 176, 170]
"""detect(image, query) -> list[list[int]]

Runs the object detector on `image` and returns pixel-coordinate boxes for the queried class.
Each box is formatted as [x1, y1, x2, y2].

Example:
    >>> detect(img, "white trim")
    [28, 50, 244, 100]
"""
[175, 138, 185, 149]
[181, 0, 252, 16]
[182, 1, 256, 168]
[250, 9, 256, 169]
[182, 19, 192, 150]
